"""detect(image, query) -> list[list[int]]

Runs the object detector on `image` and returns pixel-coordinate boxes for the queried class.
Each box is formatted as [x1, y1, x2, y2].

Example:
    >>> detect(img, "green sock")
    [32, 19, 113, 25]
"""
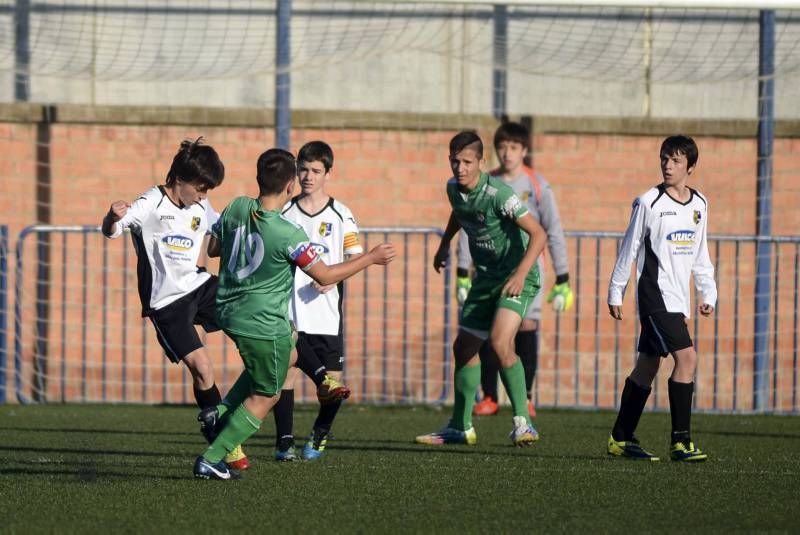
[219, 371, 253, 419]
[450, 363, 481, 431]
[203, 404, 262, 463]
[499, 359, 530, 423]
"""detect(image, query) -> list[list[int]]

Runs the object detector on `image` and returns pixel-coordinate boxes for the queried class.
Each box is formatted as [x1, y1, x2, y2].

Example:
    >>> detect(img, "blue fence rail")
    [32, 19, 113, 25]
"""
[9, 225, 451, 405]
[4, 225, 800, 413]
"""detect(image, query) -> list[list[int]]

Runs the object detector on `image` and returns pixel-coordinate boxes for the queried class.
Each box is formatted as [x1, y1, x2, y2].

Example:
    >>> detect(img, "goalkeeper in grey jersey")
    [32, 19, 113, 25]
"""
[457, 122, 573, 417]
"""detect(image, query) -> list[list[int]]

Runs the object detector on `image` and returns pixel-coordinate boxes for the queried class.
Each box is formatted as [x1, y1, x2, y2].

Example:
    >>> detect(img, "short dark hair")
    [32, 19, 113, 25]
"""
[661, 135, 699, 169]
[165, 137, 225, 191]
[494, 122, 530, 150]
[449, 130, 483, 159]
[256, 148, 296, 196]
[298, 141, 334, 172]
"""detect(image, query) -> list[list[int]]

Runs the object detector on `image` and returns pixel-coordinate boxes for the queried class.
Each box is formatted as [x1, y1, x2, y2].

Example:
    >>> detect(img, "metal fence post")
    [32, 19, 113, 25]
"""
[0, 225, 8, 403]
[275, 0, 292, 150]
[754, 10, 775, 412]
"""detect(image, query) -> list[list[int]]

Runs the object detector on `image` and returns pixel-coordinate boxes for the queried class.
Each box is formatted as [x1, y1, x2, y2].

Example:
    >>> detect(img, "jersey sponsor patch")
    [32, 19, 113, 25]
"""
[289, 242, 320, 270]
[318, 222, 332, 237]
[667, 230, 696, 245]
[162, 235, 194, 251]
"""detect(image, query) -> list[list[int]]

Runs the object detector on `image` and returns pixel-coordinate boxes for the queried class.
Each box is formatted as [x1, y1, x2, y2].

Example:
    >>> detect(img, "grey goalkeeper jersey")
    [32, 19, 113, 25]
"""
[457, 166, 569, 277]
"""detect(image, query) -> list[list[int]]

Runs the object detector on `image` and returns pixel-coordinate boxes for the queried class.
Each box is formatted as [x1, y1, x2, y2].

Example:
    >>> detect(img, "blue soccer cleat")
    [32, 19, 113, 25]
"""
[193, 456, 242, 480]
[670, 441, 708, 462]
[415, 425, 477, 446]
[274, 436, 300, 462]
[302, 428, 329, 461]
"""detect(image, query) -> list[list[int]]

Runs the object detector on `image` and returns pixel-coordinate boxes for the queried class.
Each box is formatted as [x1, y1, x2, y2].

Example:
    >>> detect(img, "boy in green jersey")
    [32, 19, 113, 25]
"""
[193, 148, 395, 480]
[415, 131, 547, 447]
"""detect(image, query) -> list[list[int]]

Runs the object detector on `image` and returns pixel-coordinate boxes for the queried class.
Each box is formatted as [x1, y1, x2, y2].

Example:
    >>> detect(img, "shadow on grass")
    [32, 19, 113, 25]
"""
[0, 465, 186, 481]
[0, 444, 182, 458]
[0, 426, 197, 438]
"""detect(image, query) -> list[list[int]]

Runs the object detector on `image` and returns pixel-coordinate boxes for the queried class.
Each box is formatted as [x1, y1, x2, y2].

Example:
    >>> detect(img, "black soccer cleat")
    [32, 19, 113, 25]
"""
[198, 407, 220, 444]
[607, 435, 660, 461]
[193, 456, 242, 480]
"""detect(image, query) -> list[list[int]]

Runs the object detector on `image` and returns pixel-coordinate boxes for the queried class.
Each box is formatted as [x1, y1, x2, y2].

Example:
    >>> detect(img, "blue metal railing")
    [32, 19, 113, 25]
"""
[6, 225, 799, 413]
[0, 225, 7, 403]
[11, 224, 451, 405]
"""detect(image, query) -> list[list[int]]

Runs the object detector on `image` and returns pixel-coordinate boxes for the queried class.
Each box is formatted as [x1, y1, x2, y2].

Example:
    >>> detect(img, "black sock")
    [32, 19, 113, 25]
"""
[272, 389, 295, 446]
[479, 342, 499, 400]
[313, 399, 343, 435]
[296, 337, 327, 387]
[193, 383, 221, 410]
[612, 378, 651, 441]
[668, 379, 694, 445]
[515, 329, 538, 397]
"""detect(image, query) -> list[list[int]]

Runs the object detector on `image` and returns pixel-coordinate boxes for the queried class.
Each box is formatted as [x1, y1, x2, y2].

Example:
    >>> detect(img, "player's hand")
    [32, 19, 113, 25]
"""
[699, 303, 714, 316]
[433, 243, 449, 273]
[546, 282, 574, 312]
[608, 304, 623, 320]
[312, 281, 336, 294]
[456, 276, 471, 306]
[108, 200, 130, 222]
[369, 243, 396, 265]
[501, 271, 526, 298]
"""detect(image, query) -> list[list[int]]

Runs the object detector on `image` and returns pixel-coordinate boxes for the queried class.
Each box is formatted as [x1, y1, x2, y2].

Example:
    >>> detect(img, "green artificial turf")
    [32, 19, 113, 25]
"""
[0, 404, 798, 533]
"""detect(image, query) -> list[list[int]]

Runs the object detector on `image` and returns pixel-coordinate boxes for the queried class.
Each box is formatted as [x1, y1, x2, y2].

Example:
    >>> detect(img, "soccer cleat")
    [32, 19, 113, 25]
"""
[527, 400, 537, 418]
[198, 406, 220, 443]
[509, 415, 539, 447]
[193, 456, 242, 480]
[317, 375, 351, 405]
[607, 435, 660, 461]
[302, 428, 329, 461]
[274, 436, 299, 462]
[670, 441, 708, 462]
[415, 425, 477, 446]
[473, 396, 499, 416]
[224, 445, 250, 471]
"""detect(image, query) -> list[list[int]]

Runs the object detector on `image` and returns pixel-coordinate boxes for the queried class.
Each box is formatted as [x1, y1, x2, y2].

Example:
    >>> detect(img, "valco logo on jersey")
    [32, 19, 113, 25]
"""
[666, 230, 695, 245]
[162, 235, 194, 251]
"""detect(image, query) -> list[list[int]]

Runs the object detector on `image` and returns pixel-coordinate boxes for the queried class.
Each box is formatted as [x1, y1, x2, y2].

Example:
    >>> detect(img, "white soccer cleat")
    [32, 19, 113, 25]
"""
[509, 415, 539, 447]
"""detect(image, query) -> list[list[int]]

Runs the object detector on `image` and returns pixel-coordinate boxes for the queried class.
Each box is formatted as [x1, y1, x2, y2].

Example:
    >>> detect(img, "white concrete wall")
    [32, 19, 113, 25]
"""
[0, 3, 798, 119]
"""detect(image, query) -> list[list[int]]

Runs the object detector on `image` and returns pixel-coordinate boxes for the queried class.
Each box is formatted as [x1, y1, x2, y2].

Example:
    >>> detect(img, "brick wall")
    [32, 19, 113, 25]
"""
[2, 120, 799, 408]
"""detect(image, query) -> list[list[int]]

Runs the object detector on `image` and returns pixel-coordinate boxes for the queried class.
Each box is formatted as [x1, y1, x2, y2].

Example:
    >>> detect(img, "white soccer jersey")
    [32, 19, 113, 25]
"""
[608, 184, 717, 318]
[106, 186, 218, 314]
[282, 196, 363, 335]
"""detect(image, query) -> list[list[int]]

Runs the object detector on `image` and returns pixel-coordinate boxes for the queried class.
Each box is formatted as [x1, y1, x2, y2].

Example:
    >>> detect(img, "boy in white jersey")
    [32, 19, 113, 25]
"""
[606, 135, 717, 462]
[101, 138, 249, 470]
[459, 121, 574, 418]
[274, 140, 362, 461]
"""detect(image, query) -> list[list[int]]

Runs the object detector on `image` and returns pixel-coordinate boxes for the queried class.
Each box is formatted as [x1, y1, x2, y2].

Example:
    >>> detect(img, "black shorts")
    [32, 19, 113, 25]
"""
[637, 311, 693, 357]
[296, 332, 344, 372]
[149, 276, 220, 363]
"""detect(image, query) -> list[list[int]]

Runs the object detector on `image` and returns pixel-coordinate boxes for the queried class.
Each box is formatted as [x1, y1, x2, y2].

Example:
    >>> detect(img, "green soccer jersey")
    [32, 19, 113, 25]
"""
[213, 196, 321, 339]
[447, 172, 530, 280]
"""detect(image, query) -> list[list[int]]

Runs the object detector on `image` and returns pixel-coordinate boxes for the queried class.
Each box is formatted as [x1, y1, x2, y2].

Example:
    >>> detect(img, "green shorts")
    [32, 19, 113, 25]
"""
[460, 266, 541, 336]
[230, 333, 295, 396]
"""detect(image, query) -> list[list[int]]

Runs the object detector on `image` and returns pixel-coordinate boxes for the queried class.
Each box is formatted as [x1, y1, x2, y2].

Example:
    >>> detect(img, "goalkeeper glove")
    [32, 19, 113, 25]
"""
[456, 276, 472, 306]
[546, 281, 574, 312]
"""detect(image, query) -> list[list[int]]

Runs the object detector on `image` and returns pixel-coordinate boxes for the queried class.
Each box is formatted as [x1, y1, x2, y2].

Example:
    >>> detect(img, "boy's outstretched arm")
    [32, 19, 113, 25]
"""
[502, 213, 547, 297]
[306, 243, 396, 287]
[434, 211, 461, 274]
